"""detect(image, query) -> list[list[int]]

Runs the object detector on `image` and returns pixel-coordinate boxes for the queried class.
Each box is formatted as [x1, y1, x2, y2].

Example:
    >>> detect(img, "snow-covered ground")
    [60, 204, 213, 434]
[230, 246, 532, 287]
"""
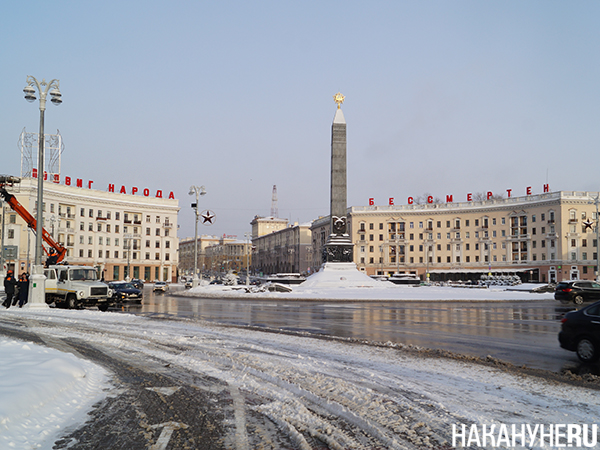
[0, 335, 108, 450]
[181, 262, 556, 302]
[0, 305, 597, 449]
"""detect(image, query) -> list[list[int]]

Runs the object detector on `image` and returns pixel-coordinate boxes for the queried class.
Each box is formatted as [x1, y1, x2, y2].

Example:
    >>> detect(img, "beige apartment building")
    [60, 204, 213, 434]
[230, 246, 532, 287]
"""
[311, 191, 600, 283]
[1, 177, 179, 282]
[179, 235, 231, 277]
[250, 216, 313, 275]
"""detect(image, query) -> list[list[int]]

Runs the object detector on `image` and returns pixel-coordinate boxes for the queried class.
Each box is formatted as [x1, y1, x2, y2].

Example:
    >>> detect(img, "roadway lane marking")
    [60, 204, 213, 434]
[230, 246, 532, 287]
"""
[146, 386, 181, 396]
[149, 421, 189, 450]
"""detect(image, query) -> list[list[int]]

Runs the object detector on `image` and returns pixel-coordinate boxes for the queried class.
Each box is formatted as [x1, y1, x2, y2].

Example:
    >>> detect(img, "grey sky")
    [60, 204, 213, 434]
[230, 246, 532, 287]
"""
[1, 1, 598, 239]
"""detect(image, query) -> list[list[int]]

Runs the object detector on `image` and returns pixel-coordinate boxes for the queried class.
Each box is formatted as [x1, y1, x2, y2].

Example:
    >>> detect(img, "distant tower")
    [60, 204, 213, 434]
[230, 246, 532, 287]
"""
[271, 185, 278, 218]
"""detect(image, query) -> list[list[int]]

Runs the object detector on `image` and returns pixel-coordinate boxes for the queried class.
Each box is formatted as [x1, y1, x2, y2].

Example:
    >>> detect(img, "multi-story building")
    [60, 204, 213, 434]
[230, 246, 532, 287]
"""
[251, 217, 313, 275]
[311, 190, 600, 283]
[204, 238, 252, 275]
[0, 177, 179, 282]
[178, 235, 229, 277]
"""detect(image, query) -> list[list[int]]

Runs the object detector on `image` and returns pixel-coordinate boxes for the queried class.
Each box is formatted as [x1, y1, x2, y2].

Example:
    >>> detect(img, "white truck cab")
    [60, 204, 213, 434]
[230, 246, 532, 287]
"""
[44, 265, 113, 311]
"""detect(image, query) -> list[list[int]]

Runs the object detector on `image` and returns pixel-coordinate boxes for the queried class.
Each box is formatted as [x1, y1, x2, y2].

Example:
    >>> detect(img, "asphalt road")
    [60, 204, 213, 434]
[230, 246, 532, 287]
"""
[119, 285, 591, 375]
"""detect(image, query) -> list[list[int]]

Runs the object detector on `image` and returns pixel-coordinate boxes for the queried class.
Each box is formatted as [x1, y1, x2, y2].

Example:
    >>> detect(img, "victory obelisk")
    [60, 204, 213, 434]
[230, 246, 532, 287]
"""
[325, 93, 354, 263]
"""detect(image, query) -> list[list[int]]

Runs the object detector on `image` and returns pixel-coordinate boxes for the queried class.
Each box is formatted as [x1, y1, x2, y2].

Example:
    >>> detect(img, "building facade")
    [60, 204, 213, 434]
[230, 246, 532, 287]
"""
[0, 178, 179, 282]
[311, 191, 600, 283]
[179, 235, 229, 277]
[204, 238, 252, 276]
[251, 219, 313, 275]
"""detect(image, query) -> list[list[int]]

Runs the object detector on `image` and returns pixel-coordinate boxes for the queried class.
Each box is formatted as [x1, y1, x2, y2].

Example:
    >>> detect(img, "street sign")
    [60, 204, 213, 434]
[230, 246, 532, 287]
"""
[2, 245, 18, 260]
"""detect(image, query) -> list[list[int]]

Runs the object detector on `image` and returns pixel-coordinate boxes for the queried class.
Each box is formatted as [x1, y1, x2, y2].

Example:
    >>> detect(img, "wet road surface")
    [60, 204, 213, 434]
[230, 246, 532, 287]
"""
[118, 285, 586, 374]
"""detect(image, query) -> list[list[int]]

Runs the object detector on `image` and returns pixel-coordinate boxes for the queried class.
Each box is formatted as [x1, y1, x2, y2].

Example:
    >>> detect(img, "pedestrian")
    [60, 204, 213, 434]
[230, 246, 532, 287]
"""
[3, 271, 17, 309]
[17, 273, 29, 308]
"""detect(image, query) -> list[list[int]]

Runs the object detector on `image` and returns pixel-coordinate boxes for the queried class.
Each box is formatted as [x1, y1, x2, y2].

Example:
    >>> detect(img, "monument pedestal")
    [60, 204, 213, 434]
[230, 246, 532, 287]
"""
[325, 234, 354, 263]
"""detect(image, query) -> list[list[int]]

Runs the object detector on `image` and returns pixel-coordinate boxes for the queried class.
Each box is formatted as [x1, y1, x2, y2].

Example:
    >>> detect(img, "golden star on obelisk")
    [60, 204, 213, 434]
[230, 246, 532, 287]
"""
[333, 92, 345, 109]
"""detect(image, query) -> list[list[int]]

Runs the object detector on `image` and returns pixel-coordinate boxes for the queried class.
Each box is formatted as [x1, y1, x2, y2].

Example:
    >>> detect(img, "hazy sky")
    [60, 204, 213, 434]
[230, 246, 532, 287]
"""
[1, 1, 599, 239]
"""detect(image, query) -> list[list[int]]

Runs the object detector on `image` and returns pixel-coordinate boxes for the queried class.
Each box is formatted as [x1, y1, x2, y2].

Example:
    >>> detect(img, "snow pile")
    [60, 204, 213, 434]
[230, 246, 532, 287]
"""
[0, 337, 109, 450]
[297, 262, 393, 289]
[183, 263, 555, 301]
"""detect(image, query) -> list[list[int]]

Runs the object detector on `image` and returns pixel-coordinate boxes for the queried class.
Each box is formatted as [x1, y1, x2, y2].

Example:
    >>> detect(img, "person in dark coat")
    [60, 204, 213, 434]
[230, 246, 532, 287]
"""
[3, 271, 17, 309]
[45, 249, 58, 268]
[17, 273, 29, 308]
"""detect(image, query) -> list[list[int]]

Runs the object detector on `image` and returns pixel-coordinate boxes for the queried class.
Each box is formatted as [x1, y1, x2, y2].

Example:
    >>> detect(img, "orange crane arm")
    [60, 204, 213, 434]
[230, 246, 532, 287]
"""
[0, 187, 67, 263]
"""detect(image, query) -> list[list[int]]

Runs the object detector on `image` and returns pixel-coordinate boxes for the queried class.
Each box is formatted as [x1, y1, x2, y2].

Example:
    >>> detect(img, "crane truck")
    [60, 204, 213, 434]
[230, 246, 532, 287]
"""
[0, 176, 113, 310]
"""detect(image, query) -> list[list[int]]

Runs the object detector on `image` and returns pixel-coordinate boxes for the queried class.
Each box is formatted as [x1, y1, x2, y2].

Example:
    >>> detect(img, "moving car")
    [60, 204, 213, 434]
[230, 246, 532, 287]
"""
[108, 282, 143, 304]
[554, 280, 600, 305]
[559, 301, 600, 362]
[153, 281, 168, 292]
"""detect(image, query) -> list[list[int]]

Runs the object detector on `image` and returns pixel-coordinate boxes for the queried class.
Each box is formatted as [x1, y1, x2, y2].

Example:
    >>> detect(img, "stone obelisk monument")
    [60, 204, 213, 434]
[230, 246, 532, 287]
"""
[325, 93, 354, 263]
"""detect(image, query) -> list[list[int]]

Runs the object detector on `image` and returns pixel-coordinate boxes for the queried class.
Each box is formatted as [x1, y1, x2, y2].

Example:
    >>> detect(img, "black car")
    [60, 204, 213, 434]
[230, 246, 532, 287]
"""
[108, 282, 143, 304]
[559, 301, 600, 362]
[130, 279, 145, 290]
[554, 280, 600, 305]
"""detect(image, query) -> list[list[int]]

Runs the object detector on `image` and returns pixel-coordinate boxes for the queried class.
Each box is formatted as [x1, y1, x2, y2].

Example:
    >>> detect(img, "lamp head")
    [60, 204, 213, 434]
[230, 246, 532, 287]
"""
[23, 85, 36, 102]
[50, 88, 62, 105]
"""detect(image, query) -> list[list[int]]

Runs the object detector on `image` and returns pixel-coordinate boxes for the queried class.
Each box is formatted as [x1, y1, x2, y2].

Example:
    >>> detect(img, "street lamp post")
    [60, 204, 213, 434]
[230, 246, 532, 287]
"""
[244, 232, 251, 286]
[124, 233, 132, 281]
[589, 196, 600, 281]
[23, 76, 62, 308]
[189, 185, 206, 288]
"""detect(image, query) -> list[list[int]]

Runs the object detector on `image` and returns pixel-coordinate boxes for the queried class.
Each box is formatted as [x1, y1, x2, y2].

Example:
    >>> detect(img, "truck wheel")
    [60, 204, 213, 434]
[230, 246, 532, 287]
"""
[66, 294, 77, 310]
[98, 303, 108, 312]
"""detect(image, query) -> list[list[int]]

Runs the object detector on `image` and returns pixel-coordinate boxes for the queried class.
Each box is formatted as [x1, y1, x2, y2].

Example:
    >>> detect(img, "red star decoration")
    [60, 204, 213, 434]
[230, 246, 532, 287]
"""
[583, 219, 594, 230]
[201, 210, 215, 224]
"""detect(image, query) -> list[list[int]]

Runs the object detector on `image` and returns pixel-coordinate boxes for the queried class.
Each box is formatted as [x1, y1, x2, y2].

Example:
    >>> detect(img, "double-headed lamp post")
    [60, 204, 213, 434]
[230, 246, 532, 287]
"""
[244, 232, 251, 286]
[189, 185, 206, 288]
[23, 76, 62, 308]
[589, 195, 600, 281]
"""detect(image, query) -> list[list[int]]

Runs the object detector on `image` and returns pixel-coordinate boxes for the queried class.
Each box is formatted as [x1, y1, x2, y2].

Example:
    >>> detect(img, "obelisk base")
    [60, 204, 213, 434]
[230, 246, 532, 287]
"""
[324, 234, 354, 263]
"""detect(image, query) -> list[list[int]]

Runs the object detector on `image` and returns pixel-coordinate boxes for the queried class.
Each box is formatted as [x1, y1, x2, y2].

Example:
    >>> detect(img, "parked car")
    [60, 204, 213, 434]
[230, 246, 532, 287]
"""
[559, 301, 600, 362]
[185, 279, 193, 288]
[108, 282, 143, 304]
[554, 281, 600, 305]
[153, 281, 168, 292]
[130, 279, 145, 290]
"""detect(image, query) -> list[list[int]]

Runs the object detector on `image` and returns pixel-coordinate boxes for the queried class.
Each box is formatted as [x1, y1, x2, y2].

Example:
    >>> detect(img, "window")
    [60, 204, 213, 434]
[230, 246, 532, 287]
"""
[465, 219, 470, 227]
[107, 224, 111, 233]
[7, 229, 14, 239]
[115, 225, 120, 233]
[79, 236, 84, 244]
[115, 212, 120, 220]
[80, 208, 85, 217]
[155, 241, 160, 248]
[466, 243, 470, 250]
[446, 221, 450, 228]
[89, 209, 93, 218]
[115, 251, 119, 258]
[146, 228, 151, 236]
[97, 223, 102, 232]
[437, 221, 441, 228]
[379, 234, 383, 241]
[146, 252, 150, 260]
[88, 250, 92, 258]
[369, 234, 374, 241]
[88, 223, 93, 231]
[165, 253, 170, 261]
[369, 223, 374, 230]
[532, 215, 536, 223]
[106, 238, 111, 246]
[379, 223, 383, 230]
[409, 233, 414, 240]
[409, 222, 414, 229]
[156, 228, 160, 236]
[88, 236, 93, 245]
[165, 241, 170, 249]
[541, 213, 545, 221]
[80, 222, 84, 231]
[502, 218, 506, 225]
